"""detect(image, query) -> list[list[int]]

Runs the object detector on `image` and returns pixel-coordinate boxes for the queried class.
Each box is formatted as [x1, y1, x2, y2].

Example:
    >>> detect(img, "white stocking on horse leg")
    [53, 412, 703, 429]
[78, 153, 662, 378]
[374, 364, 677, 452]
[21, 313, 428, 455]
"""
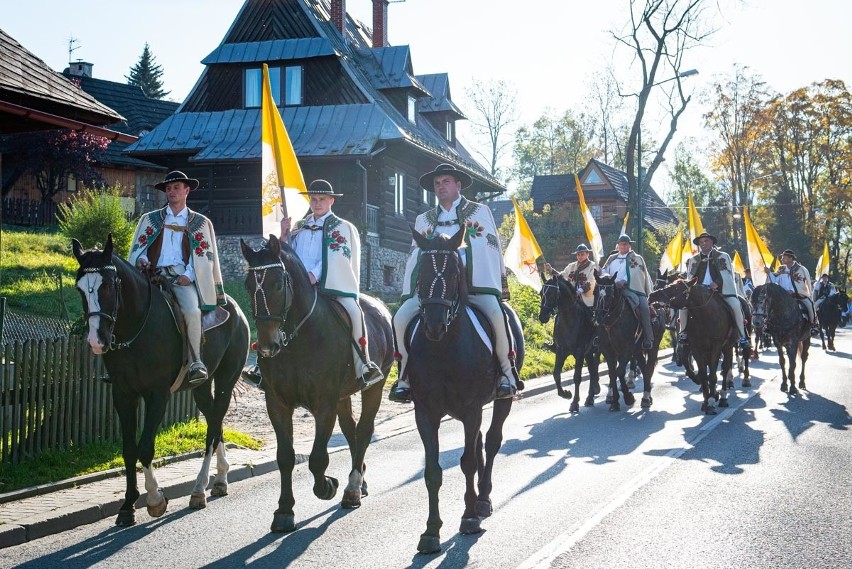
[142, 466, 168, 518]
[189, 444, 214, 509]
[211, 441, 229, 497]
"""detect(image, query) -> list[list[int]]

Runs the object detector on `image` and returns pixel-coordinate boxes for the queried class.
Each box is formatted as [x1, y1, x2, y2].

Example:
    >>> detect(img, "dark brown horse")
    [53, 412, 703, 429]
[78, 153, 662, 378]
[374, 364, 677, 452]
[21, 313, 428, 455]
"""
[240, 235, 394, 533]
[405, 229, 524, 554]
[650, 279, 751, 415]
[751, 283, 811, 394]
[73, 235, 250, 526]
[538, 274, 600, 412]
[817, 290, 848, 351]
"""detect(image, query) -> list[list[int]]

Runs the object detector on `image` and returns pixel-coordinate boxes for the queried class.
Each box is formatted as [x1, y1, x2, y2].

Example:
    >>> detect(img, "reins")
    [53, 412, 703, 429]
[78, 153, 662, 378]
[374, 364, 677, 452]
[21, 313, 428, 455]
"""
[418, 249, 461, 326]
[80, 265, 153, 351]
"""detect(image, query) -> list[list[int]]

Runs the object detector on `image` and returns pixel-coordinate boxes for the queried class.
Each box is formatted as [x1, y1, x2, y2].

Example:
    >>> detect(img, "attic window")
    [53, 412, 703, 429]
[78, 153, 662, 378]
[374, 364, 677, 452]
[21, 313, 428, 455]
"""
[245, 66, 303, 108]
[584, 170, 604, 185]
[407, 96, 416, 124]
[446, 121, 453, 142]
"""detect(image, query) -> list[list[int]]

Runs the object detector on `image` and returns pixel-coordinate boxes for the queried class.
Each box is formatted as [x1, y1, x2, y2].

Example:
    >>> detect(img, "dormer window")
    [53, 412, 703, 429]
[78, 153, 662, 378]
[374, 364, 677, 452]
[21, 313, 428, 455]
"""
[407, 96, 416, 124]
[446, 121, 453, 142]
[245, 66, 303, 108]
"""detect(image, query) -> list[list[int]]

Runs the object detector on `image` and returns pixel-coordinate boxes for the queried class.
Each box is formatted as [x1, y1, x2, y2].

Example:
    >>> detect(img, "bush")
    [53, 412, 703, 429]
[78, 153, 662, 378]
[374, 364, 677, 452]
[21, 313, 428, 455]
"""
[57, 184, 136, 258]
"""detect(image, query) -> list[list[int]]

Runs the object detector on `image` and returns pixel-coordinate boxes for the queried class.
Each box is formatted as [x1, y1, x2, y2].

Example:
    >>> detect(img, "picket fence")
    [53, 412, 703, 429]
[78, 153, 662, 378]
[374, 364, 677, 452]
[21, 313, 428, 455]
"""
[0, 335, 198, 465]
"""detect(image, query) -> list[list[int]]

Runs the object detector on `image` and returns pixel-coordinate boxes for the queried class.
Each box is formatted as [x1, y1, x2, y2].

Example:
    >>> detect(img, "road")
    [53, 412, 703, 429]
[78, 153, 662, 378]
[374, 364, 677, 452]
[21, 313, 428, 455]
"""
[3, 329, 851, 569]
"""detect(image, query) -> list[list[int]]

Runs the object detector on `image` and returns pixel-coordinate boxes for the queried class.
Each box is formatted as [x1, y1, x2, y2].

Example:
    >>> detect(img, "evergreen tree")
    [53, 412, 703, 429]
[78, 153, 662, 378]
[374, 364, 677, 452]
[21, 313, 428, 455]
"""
[126, 43, 169, 99]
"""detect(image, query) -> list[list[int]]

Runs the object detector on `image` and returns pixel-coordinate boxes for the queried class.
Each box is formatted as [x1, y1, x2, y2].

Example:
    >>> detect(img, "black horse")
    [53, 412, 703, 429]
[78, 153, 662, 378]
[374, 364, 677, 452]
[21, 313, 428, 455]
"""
[751, 283, 812, 394]
[650, 279, 751, 415]
[538, 274, 600, 412]
[240, 235, 394, 533]
[817, 291, 848, 351]
[73, 235, 250, 526]
[405, 229, 524, 554]
[593, 274, 664, 411]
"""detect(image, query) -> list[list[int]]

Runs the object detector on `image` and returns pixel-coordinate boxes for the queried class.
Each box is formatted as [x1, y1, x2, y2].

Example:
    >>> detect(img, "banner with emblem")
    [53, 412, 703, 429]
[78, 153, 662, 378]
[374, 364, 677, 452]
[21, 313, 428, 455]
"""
[574, 174, 605, 264]
[687, 194, 705, 255]
[742, 207, 774, 286]
[659, 230, 684, 274]
[504, 198, 544, 290]
[261, 63, 308, 237]
[814, 241, 830, 278]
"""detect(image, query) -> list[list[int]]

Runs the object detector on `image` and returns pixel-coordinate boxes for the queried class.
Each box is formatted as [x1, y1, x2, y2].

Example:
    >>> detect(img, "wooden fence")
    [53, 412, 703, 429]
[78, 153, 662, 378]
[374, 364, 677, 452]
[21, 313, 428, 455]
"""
[0, 335, 198, 465]
[1, 198, 60, 227]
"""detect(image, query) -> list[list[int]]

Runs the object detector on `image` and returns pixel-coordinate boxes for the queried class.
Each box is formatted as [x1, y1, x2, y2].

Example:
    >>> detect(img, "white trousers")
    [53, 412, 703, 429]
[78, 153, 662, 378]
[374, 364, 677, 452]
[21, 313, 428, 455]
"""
[164, 268, 203, 363]
[393, 294, 515, 387]
[334, 296, 369, 370]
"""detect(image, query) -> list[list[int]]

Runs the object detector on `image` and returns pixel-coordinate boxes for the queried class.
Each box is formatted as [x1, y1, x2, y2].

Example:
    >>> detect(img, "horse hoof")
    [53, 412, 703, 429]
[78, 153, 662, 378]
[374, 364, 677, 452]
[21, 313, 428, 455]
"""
[417, 534, 442, 554]
[475, 499, 493, 518]
[211, 481, 228, 497]
[361, 480, 368, 498]
[569, 401, 580, 413]
[459, 517, 482, 535]
[719, 399, 729, 408]
[115, 510, 136, 527]
[315, 476, 339, 500]
[341, 489, 362, 509]
[624, 392, 636, 406]
[147, 491, 169, 518]
[189, 492, 207, 510]
[609, 403, 620, 412]
[641, 396, 652, 409]
[706, 406, 718, 416]
[558, 390, 571, 399]
[271, 513, 297, 533]
[742, 378, 752, 388]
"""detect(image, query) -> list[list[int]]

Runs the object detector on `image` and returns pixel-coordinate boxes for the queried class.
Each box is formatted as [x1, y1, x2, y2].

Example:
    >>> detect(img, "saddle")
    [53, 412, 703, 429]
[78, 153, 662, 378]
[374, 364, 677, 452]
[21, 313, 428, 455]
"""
[404, 301, 517, 357]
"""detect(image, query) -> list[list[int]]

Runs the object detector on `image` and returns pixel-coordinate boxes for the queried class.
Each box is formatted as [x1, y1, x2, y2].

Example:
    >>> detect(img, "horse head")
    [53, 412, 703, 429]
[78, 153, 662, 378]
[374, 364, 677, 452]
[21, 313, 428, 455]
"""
[73, 234, 121, 354]
[750, 284, 769, 329]
[412, 227, 466, 341]
[538, 274, 576, 324]
[648, 278, 693, 310]
[241, 235, 294, 357]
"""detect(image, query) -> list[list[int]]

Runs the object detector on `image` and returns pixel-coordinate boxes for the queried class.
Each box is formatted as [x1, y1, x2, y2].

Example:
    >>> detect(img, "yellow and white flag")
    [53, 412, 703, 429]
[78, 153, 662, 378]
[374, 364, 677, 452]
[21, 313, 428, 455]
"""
[659, 231, 683, 274]
[732, 250, 746, 275]
[261, 63, 308, 237]
[687, 194, 705, 255]
[575, 174, 604, 264]
[680, 235, 691, 272]
[620, 211, 630, 237]
[742, 207, 774, 286]
[504, 198, 544, 290]
[814, 241, 830, 278]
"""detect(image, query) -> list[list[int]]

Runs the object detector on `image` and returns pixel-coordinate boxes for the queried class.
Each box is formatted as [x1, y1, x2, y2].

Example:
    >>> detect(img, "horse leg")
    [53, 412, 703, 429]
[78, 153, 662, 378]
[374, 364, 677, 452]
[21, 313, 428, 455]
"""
[554, 350, 570, 399]
[267, 399, 297, 533]
[476, 398, 512, 520]
[138, 392, 170, 519]
[415, 405, 444, 554]
[626, 359, 637, 389]
[309, 405, 339, 501]
[459, 410, 485, 535]
[640, 347, 657, 409]
[619, 358, 635, 407]
[604, 353, 619, 410]
[798, 339, 810, 390]
[335, 396, 362, 508]
[190, 383, 231, 508]
[778, 344, 790, 393]
[114, 392, 142, 526]
[569, 357, 583, 413]
[719, 349, 731, 408]
[585, 352, 601, 406]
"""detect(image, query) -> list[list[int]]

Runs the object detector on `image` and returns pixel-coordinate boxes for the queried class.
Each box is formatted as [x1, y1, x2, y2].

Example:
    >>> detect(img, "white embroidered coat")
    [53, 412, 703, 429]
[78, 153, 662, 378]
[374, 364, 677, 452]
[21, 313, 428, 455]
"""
[291, 213, 361, 298]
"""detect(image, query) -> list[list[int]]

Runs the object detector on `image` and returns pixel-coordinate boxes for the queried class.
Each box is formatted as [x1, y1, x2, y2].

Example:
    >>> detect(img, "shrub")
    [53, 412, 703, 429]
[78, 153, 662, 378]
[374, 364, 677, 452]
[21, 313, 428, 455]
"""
[57, 184, 136, 258]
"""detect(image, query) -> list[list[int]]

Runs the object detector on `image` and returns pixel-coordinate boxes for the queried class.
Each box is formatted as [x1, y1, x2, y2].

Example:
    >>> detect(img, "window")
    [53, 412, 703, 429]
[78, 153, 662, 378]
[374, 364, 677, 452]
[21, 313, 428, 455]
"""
[423, 188, 433, 206]
[244, 66, 302, 108]
[446, 121, 453, 142]
[394, 172, 405, 214]
[383, 265, 396, 287]
[407, 96, 416, 124]
[584, 170, 604, 185]
[590, 204, 603, 223]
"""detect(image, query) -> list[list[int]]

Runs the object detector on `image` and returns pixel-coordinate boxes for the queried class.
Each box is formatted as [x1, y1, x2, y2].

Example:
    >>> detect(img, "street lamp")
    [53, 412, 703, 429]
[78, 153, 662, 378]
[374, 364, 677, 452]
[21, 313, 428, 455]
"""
[636, 68, 699, 256]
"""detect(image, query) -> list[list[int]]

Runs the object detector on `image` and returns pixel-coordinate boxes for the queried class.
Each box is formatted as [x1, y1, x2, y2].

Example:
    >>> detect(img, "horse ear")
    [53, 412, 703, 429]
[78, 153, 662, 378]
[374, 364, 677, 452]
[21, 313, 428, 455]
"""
[447, 227, 465, 251]
[268, 234, 282, 257]
[71, 239, 84, 262]
[103, 234, 114, 259]
[410, 225, 429, 250]
[239, 238, 254, 260]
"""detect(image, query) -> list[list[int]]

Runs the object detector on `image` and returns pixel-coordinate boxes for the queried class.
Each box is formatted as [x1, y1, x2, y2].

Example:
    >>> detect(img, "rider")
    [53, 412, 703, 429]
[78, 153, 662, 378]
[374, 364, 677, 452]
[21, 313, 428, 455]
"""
[241, 180, 384, 390]
[679, 232, 751, 349]
[812, 273, 837, 313]
[763, 249, 817, 331]
[544, 243, 597, 309]
[742, 267, 755, 299]
[388, 163, 518, 403]
[129, 170, 226, 384]
[601, 234, 655, 350]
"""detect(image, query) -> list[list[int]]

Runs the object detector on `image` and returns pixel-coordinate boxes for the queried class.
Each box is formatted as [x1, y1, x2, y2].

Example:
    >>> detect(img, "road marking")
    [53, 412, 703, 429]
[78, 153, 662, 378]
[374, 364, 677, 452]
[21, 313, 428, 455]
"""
[516, 383, 763, 569]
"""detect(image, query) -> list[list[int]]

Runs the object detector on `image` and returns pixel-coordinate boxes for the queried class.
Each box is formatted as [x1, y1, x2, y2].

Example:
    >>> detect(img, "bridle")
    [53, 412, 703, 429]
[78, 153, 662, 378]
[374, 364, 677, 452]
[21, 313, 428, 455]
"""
[539, 281, 560, 318]
[418, 248, 461, 327]
[247, 261, 316, 346]
[79, 264, 152, 351]
[595, 282, 625, 326]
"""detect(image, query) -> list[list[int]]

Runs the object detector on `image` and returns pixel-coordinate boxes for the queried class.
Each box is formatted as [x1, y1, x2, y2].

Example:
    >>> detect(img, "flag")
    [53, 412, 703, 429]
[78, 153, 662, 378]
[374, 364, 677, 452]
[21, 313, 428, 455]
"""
[659, 231, 684, 274]
[620, 211, 630, 237]
[504, 198, 544, 290]
[814, 241, 831, 277]
[686, 194, 705, 255]
[261, 63, 308, 237]
[732, 250, 746, 275]
[574, 174, 605, 264]
[680, 235, 691, 272]
[742, 207, 774, 286]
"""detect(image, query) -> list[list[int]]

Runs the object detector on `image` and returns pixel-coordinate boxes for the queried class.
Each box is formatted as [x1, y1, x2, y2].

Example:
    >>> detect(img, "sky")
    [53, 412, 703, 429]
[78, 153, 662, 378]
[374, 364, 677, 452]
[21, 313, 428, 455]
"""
[3, 0, 851, 194]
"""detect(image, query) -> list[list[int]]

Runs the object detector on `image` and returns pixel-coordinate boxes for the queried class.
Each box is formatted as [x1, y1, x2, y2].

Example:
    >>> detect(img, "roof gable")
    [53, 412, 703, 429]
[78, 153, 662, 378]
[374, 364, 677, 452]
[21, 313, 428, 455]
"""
[415, 73, 465, 118]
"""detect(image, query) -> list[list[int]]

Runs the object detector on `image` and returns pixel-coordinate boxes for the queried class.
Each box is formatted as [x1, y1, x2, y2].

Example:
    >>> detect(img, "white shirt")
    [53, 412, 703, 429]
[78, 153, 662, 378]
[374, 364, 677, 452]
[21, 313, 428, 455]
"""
[609, 254, 629, 282]
[145, 206, 195, 282]
[700, 255, 714, 286]
[769, 266, 795, 292]
[434, 196, 467, 265]
[292, 211, 332, 280]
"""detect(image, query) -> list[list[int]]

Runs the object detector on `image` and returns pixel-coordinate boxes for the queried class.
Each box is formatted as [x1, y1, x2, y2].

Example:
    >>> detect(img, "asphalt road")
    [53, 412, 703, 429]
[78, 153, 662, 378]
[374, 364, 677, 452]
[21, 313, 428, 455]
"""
[3, 329, 850, 569]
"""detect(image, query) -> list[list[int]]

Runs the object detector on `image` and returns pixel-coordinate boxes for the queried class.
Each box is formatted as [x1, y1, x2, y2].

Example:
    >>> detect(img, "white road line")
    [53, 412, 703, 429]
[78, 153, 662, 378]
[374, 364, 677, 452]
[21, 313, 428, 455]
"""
[516, 382, 764, 569]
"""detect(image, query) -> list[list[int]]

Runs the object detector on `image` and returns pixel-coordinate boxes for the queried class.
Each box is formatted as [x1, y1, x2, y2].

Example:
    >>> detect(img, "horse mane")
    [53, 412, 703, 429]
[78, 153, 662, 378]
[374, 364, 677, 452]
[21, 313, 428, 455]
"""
[453, 250, 469, 305]
[277, 240, 313, 290]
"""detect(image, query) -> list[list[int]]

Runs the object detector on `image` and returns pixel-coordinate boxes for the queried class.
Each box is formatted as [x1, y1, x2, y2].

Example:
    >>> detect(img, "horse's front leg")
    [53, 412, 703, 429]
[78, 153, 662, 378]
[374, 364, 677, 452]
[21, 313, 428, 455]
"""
[190, 383, 230, 508]
[114, 391, 142, 526]
[414, 405, 444, 554]
[778, 343, 790, 392]
[309, 404, 339, 501]
[267, 399, 297, 533]
[585, 352, 601, 406]
[604, 352, 620, 410]
[718, 349, 731, 408]
[477, 398, 512, 520]
[569, 356, 584, 413]
[139, 392, 170, 519]
[619, 357, 636, 407]
[553, 349, 570, 399]
[798, 341, 809, 390]
[459, 410, 485, 535]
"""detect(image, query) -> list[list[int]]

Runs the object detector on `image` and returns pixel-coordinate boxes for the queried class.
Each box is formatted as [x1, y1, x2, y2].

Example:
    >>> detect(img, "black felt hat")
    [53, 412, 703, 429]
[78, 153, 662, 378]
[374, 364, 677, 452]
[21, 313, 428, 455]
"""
[419, 163, 472, 191]
[616, 234, 634, 244]
[692, 232, 718, 245]
[573, 244, 591, 254]
[155, 170, 199, 191]
[780, 249, 796, 259]
[299, 179, 343, 196]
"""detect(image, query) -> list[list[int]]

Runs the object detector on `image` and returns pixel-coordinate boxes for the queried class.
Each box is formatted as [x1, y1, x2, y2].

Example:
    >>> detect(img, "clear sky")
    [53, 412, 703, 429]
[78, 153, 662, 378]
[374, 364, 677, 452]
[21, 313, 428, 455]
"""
[3, 0, 850, 192]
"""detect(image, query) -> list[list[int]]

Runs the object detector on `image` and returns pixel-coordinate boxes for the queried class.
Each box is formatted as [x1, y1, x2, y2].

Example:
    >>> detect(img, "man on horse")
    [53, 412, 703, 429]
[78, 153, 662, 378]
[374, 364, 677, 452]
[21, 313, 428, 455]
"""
[763, 249, 816, 332]
[678, 232, 751, 349]
[742, 268, 755, 299]
[129, 171, 226, 384]
[812, 273, 837, 313]
[544, 243, 597, 310]
[389, 164, 518, 403]
[600, 234, 655, 350]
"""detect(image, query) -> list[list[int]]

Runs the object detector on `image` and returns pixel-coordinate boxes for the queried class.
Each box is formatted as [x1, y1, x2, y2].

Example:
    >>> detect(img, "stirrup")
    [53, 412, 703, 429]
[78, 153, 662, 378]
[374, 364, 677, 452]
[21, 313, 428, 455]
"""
[360, 361, 385, 389]
[496, 376, 516, 399]
[188, 362, 209, 384]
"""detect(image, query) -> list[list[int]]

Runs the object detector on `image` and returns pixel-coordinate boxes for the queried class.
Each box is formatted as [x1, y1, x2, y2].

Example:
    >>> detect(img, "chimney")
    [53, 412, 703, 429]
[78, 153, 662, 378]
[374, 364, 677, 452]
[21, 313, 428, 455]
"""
[68, 61, 93, 78]
[372, 0, 388, 48]
[331, 0, 346, 34]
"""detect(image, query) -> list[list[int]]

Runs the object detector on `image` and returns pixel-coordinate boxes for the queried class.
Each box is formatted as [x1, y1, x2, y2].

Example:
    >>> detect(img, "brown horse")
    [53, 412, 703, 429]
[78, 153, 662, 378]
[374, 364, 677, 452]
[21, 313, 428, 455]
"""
[751, 283, 811, 394]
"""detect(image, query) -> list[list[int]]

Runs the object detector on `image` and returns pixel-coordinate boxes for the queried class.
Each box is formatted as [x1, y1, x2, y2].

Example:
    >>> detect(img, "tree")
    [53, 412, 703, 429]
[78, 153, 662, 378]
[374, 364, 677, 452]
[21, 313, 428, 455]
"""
[613, 0, 716, 246]
[0, 129, 108, 202]
[126, 43, 169, 99]
[587, 70, 631, 170]
[669, 141, 730, 241]
[464, 79, 519, 181]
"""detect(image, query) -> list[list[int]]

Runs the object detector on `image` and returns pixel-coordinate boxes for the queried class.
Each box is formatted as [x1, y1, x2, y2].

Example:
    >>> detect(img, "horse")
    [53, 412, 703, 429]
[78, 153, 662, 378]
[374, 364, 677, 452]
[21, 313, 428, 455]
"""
[405, 228, 524, 554]
[654, 269, 682, 365]
[72, 235, 250, 526]
[240, 235, 394, 533]
[817, 291, 848, 351]
[538, 273, 600, 412]
[649, 279, 751, 415]
[750, 283, 812, 394]
[593, 274, 664, 411]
